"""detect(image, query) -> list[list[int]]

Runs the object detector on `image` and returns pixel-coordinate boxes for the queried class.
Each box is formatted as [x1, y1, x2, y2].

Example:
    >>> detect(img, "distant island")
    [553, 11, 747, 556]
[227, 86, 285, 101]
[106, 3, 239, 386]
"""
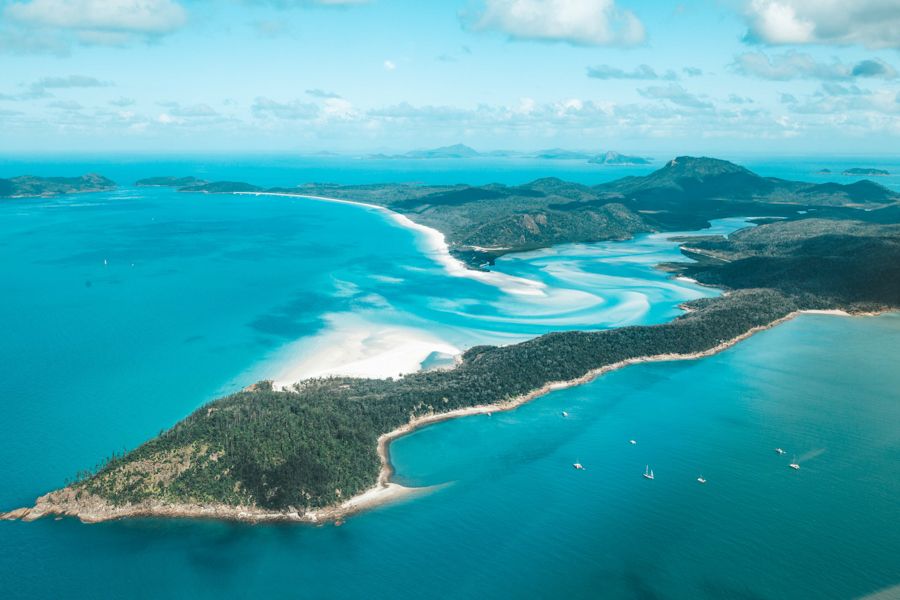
[587, 151, 651, 165]
[0, 174, 116, 198]
[531, 148, 593, 160]
[369, 144, 483, 159]
[136, 176, 207, 187]
[3, 155, 899, 525]
[367, 144, 651, 166]
[843, 168, 889, 176]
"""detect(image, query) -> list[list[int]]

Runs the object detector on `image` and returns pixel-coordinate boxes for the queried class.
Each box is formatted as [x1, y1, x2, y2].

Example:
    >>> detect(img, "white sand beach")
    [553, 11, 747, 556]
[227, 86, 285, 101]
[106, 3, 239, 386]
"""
[271, 313, 460, 388]
[240, 191, 548, 297]
[238, 191, 553, 385]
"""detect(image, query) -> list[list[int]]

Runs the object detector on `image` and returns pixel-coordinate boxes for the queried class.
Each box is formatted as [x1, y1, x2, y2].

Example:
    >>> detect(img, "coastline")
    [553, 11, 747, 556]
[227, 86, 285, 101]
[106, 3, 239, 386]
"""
[242, 190, 554, 387]
[238, 191, 547, 297]
[4, 308, 884, 525]
[5, 190, 891, 525]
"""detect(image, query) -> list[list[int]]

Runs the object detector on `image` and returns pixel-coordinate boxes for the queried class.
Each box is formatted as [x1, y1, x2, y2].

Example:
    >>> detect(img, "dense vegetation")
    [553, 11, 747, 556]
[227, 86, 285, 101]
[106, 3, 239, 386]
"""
[135, 176, 207, 187]
[842, 168, 889, 176]
[0, 174, 116, 198]
[26, 157, 897, 513]
[162, 156, 898, 266]
[670, 219, 900, 307]
[76, 211, 900, 511]
[82, 288, 801, 510]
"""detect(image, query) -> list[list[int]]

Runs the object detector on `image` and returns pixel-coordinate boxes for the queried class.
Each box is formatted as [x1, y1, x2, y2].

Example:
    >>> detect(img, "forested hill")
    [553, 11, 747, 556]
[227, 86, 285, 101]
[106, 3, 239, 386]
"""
[7, 213, 899, 520]
[155, 156, 899, 267]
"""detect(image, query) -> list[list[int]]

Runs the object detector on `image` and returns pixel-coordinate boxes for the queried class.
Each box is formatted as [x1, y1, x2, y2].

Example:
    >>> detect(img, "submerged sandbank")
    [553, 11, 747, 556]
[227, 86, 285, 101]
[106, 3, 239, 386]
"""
[240, 191, 551, 385]
[270, 315, 460, 389]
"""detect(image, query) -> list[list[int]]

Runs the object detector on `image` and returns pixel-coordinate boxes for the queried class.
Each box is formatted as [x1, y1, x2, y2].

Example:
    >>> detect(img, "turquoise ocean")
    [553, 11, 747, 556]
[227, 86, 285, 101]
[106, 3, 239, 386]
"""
[1, 156, 898, 599]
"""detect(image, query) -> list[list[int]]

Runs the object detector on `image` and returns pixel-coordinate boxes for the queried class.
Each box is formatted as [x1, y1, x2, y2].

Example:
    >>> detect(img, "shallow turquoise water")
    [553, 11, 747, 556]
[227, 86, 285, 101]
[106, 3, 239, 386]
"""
[1, 158, 898, 599]
[3, 315, 898, 599]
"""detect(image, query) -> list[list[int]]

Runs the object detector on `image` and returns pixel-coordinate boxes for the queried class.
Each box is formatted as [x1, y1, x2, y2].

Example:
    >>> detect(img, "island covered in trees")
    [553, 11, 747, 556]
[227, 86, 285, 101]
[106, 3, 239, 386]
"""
[3, 157, 899, 524]
[0, 174, 116, 198]
[131, 156, 899, 268]
[842, 168, 890, 177]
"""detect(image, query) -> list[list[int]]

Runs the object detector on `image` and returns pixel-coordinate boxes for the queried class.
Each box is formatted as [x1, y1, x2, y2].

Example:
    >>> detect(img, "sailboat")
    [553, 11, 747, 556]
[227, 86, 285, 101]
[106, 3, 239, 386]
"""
[643, 465, 654, 480]
[775, 448, 786, 455]
[561, 411, 569, 417]
[789, 457, 800, 470]
[573, 461, 585, 470]
[629, 440, 637, 445]
[697, 475, 707, 484]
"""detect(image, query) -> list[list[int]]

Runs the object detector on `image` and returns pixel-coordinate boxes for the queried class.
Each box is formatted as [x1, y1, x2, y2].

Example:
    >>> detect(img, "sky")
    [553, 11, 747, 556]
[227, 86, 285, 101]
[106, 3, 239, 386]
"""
[0, 0, 898, 155]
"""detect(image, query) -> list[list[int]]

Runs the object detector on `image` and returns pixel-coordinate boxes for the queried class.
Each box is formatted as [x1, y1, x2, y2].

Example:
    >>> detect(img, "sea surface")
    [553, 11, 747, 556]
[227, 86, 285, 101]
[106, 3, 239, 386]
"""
[1, 156, 898, 599]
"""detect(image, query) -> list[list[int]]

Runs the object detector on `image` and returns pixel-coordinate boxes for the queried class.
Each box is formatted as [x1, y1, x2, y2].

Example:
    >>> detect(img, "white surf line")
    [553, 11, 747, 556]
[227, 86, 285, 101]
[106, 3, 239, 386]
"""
[235, 191, 548, 297]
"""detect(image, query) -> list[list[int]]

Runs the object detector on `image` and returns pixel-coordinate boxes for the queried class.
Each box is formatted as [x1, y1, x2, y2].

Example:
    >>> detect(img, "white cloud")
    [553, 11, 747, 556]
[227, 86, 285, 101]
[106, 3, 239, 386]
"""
[727, 94, 755, 104]
[471, 0, 645, 47]
[321, 97, 357, 120]
[254, 0, 369, 5]
[252, 97, 320, 120]
[787, 86, 899, 116]
[109, 97, 136, 107]
[30, 74, 110, 92]
[743, 0, 900, 49]
[587, 64, 677, 80]
[733, 51, 898, 80]
[156, 113, 181, 125]
[47, 99, 83, 110]
[165, 103, 219, 117]
[3, 0, 187, 49]
[306, 88, 342, 99]
[383, 60, 396, 71]
[637, 83, 713, 110]
[0, 74, 110, 100]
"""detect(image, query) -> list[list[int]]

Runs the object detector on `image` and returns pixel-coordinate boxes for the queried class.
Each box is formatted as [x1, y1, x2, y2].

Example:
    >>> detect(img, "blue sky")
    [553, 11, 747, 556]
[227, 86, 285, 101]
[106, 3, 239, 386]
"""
[0, 0, 898, 154]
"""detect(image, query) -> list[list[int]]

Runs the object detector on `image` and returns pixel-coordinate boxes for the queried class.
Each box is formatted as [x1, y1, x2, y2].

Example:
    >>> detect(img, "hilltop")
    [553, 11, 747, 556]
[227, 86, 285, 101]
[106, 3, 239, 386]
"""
[286, 156, 899, 264]
[141, 156, 899, 268]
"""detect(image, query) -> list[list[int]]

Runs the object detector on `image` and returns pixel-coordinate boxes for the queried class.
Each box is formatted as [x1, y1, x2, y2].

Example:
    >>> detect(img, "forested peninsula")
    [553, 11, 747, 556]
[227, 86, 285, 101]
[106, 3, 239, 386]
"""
[4, 157, 899, 524]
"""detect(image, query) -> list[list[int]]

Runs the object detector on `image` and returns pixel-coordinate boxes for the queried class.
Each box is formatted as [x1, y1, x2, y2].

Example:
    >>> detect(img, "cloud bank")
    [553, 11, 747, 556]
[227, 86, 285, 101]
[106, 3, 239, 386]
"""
[471, 0, 645, 47]
[743, 0, 900, 49]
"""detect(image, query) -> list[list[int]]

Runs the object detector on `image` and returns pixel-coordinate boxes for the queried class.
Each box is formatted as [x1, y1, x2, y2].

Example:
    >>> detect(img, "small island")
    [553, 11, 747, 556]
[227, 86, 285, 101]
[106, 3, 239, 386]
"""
[135, 176, 208, 187]
[369, 144, 482, 159]
[0, 174, 116, 198]
[843, 168, 889, 176]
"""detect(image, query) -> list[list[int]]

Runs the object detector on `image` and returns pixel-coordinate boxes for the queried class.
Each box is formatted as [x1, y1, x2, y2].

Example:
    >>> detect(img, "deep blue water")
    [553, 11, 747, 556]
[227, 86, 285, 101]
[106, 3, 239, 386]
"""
[1, 157, 898, 599]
